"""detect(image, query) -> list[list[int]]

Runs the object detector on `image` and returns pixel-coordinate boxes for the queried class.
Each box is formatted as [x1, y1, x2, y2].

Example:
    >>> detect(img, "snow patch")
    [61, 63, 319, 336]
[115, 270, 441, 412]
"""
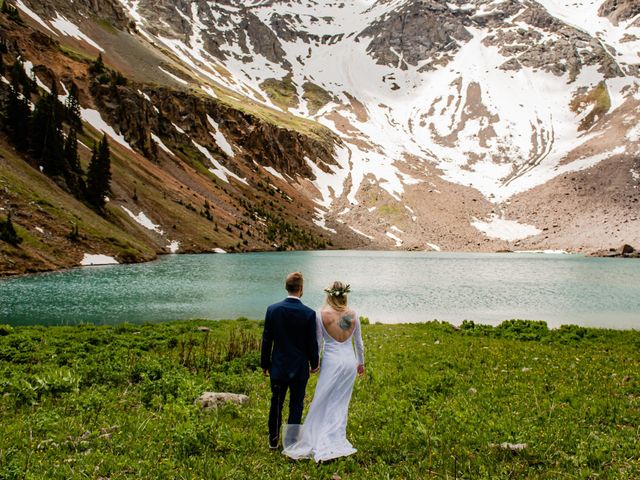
[158, 66, 188, 85]
[206, 115, 235, 157]
[151, 133, 175, 157]
[627, 124, 640, 142]
[23, 61, 51, 93]
[263, 166, 285, 181]
[313, 208, 337, 233]
[81, 254, 118, 266]
[192, 140, 248, 185]
[121, 206, 164, 234]
[50, 13, 104, 51]
[15, 1, 56, 35]
[81, 108, 134, 151]
[349, 226, 374, 240]
[201, 84, 218, 98]
[472, 214, 541, 241]
[35, 226, 44, 234]
[386, 231, 403, 247]
[214, 248, 227, 254]
[167, 240, 180, 253]
[172, 123, 186, 134]
[426, 243, 441, 252]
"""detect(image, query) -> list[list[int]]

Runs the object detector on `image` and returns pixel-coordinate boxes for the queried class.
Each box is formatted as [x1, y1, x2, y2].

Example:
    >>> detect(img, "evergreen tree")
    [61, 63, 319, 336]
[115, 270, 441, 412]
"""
[0, 51, 4, 75]
[31, 90, 65, 176]
[89, 53, 105, 76]
[10, 59, 28, 88]
[63, 127, 86, 198]
[0, 212, 22, 246]
[5, 84, 31, 151]
[86, 134, 111, 210]
[66, 82, 82, 131]
[2, 1, 21, 22]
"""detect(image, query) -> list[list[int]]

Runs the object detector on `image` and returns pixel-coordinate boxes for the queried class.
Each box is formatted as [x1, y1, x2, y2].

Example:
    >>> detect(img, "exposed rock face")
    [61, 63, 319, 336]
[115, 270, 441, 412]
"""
[91, 84, 336, 178]
[484, 2, 624, 79]
[195, 392, 249, 409]
[22, 0, 129, 30]
[4, 0, 639, 264]
[599, 0, 640, 25]
[359, 0, 473, 70]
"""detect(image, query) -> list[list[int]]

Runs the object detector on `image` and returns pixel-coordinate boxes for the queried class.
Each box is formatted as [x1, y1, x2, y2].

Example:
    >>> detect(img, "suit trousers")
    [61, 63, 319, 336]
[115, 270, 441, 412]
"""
[268, 376, 308, 443]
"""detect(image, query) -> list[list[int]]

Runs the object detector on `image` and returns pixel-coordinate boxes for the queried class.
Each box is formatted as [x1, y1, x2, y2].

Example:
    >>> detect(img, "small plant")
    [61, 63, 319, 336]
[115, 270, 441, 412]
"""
[66, 222, 80, 242]
[0, 212, 22, 246]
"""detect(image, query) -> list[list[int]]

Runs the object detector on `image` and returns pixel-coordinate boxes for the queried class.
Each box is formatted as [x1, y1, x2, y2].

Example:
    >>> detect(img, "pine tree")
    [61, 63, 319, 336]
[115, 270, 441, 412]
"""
[66, 82, 82, 131]
[1, 0, 8, 14]
[86, 134, 111, 210]
[5, 84, 31, 151]
[63, 127, 86, 198]
[0, 51, 4, 75]
[31, 91, 65, 176]
[0, 212, 22, 246]
[89, 53, 105, 76]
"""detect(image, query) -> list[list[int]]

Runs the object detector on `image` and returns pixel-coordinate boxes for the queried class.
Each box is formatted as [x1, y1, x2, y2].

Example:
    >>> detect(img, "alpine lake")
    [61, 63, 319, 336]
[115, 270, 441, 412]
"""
[2, 250, 639, 329]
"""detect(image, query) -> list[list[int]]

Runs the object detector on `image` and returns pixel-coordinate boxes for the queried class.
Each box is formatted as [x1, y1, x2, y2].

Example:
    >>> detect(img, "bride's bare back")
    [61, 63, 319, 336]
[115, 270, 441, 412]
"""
[321, 308, 357, 342]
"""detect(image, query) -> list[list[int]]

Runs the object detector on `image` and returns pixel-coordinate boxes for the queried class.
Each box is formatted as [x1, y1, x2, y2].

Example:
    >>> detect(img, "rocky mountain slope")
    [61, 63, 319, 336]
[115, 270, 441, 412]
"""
[1, 0, 639, 274]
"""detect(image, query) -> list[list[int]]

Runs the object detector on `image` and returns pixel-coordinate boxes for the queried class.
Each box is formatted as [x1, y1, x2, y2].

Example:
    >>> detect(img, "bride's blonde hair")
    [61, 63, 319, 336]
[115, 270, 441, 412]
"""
[324, 281, 349, 312]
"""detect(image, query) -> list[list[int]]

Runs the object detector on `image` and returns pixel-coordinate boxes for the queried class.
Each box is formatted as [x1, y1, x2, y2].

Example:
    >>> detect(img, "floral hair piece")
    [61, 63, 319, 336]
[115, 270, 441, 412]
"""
[324, 284, 351, 297]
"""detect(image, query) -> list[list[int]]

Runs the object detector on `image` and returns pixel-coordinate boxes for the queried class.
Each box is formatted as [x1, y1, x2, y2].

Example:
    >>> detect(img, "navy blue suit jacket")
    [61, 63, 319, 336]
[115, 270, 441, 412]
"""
[261, 297, 319, 381]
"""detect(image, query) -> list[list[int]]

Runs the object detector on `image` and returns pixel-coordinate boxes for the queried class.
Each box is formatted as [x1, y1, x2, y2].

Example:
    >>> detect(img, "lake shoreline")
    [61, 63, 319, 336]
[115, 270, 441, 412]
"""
[3, 251, 640, 329]
[3, 242, 638, 279]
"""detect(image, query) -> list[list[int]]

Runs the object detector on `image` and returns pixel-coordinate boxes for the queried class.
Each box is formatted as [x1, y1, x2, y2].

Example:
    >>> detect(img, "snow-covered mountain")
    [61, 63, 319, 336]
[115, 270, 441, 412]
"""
[9, 0, 640, 253]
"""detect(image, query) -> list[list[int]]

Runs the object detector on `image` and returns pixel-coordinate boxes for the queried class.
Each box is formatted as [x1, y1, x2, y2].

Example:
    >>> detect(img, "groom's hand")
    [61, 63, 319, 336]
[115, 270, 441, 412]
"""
[357, 364, 365, 376]
[310, 367, 319, 374]
[262, 368, 269, 376]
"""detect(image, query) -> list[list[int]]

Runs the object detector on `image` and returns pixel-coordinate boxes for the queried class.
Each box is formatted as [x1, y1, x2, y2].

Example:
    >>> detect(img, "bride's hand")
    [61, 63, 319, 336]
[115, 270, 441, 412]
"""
[357, 364, 365, 376]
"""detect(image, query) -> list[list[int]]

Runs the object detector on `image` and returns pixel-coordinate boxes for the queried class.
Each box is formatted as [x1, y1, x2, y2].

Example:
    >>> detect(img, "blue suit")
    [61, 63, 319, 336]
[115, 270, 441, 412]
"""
[261, 297, 319, 445]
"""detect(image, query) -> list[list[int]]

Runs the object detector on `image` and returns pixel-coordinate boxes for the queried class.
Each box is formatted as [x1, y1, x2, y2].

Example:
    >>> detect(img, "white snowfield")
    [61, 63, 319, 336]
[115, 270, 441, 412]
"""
[471, 215, 542, 241]
[110, 0, 639, 215]
[81, 108, 135, 152]
[121, 206, 164, 234]
[80, 254, 119, 266]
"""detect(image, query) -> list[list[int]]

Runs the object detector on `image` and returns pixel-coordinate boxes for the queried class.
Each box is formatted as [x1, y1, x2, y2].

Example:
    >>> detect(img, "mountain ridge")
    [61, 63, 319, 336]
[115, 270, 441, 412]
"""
[0, 0, 638, 275]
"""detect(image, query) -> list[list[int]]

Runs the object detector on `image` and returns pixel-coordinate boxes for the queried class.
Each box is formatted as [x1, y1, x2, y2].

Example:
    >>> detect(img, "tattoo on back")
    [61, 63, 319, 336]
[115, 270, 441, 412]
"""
[338, 313, 354, 331]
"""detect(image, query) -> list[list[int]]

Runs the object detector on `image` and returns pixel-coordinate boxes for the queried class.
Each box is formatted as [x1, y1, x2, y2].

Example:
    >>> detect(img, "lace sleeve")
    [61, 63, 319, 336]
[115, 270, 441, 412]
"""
[315, 311, 323, 352]
[353, 312, 364, 365]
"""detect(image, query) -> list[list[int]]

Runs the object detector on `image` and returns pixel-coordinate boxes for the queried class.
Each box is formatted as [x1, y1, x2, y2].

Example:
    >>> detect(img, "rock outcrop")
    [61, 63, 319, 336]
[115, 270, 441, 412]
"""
[195, 392, 249, 409]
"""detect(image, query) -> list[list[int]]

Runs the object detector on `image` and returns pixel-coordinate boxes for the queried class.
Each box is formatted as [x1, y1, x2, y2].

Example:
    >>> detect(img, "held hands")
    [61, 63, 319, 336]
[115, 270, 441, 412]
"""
[262, 368, 269, 376]
[357, 364, 365, 376]
[310, 366, 320, 374]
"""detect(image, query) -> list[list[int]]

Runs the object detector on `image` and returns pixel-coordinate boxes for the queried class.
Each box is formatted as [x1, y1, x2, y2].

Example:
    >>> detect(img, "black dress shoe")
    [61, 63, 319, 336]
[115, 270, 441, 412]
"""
[269, 437, 279, 450]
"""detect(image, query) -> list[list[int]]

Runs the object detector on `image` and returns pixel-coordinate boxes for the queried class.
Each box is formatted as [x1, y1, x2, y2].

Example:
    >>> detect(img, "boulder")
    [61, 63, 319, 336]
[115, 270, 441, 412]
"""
[195, 392, 249, 410]
[621, 244, 635, 255]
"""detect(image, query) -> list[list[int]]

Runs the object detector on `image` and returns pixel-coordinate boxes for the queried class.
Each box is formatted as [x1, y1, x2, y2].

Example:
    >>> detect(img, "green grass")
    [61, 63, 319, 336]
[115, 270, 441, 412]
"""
[570, 81, 611, 131]
[1, 319, 638, 479]
[58, 44, 95, 64]
[259, 74, 299, 111]
[302, 82, 334, 115]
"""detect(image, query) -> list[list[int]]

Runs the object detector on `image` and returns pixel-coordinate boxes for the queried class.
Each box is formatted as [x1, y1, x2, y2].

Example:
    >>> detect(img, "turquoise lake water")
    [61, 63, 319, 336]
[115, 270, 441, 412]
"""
[1, 251, 639, 329]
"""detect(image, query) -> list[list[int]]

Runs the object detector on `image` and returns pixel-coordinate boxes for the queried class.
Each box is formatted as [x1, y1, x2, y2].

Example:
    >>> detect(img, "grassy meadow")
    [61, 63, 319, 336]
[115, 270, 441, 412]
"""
[0, 319, 638, 479]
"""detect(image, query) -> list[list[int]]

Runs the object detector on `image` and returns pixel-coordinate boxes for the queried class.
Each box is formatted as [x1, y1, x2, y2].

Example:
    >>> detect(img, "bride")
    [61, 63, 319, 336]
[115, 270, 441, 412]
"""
[283, 281, 365, 462]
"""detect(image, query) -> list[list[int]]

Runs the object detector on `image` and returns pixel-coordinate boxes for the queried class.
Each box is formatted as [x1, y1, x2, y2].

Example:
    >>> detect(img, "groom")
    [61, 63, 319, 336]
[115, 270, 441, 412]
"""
[261, 272, 319, 449]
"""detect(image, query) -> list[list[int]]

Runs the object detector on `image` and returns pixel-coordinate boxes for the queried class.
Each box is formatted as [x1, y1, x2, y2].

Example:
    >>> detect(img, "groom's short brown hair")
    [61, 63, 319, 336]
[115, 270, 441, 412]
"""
[285, 272, 304, 293]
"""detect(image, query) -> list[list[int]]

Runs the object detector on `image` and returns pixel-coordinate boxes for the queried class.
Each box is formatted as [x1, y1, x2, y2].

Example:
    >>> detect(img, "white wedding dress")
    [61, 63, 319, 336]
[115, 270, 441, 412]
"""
[283, 310, 365, 462]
